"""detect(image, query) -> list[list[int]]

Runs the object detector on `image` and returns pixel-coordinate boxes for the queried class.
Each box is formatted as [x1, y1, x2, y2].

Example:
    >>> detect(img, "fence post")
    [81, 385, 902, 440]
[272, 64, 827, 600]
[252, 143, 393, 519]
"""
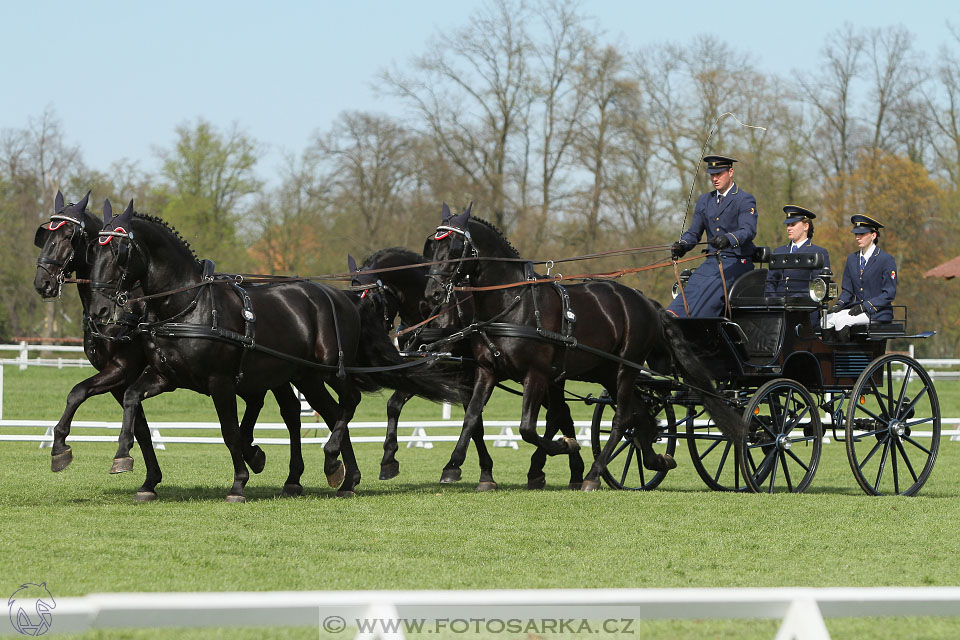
[442, 403, 451, 420]
[0, 363, 4, 420]
[19, 340, 28, 371]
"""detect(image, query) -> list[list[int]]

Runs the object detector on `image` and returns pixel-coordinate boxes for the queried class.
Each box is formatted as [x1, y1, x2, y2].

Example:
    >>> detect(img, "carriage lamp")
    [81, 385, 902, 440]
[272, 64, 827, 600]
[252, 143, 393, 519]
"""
[671, 269, 693, 299]
[809, 268, 837, 303]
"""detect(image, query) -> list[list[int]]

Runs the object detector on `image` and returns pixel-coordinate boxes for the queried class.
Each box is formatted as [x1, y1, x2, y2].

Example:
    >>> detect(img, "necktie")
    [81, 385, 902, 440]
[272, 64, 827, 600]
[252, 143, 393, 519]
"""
[717, 194, 724, 207]
[790, 244, 797, 254]
[860, 254, 866, 273]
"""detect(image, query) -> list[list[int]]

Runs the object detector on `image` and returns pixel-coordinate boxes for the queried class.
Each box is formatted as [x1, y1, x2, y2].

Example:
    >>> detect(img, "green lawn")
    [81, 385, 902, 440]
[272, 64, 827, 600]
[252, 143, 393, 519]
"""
[1, 364, 959, 639]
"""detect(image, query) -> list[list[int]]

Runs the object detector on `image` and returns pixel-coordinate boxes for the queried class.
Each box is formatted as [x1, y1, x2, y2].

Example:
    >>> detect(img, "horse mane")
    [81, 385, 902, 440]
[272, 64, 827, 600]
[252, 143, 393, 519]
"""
[363, 246, 424, 267]
[469, 216, 521, 258]
[133, 213, 199, 261]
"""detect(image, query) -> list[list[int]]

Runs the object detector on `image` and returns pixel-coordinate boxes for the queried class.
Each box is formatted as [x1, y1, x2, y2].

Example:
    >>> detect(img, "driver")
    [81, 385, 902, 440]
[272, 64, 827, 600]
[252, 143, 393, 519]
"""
[667, 155, 757, 317]
[825, 214, 897, 334]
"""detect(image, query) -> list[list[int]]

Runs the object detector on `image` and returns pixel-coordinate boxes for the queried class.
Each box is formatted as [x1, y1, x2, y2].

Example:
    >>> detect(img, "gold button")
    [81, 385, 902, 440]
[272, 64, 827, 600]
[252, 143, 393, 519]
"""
[716, 228, 720, 231]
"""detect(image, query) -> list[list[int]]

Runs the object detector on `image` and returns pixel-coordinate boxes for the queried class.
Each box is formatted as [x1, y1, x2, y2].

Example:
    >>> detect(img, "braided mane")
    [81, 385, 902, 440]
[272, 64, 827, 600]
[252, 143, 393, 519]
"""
[363, 246, 424, 267]
[133, 212, 199, 261]
[470, 216, 520, 258]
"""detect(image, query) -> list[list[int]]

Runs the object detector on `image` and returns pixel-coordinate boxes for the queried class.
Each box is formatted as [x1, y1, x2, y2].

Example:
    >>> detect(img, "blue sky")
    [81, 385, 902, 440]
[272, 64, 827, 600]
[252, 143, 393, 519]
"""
[1, 1, 956, 184]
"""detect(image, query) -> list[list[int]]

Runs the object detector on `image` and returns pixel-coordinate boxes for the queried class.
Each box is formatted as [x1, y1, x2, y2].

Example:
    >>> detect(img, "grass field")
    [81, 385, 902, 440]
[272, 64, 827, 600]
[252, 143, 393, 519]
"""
[2, 364, 959, 639]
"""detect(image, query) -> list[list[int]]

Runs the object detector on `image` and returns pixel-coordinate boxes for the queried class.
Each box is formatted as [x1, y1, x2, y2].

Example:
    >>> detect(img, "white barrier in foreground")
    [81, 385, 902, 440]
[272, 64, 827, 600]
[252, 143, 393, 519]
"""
[3, 587, 959, 639]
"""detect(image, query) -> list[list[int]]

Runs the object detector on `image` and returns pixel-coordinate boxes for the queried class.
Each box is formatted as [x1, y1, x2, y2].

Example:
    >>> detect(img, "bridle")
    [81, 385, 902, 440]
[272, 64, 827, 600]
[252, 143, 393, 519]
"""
[426, 225, 478, 304]
[35, 212, 87, 297]
[96, 227, 140, 308]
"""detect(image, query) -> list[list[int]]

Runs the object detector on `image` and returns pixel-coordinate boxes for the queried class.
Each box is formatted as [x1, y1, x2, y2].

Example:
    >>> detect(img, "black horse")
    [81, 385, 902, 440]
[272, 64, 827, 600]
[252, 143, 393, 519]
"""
[34, 194, 307, 500]
[86, 204, 458, 501]
[350, 242, 585, 490]
[423, 204, 745, 490]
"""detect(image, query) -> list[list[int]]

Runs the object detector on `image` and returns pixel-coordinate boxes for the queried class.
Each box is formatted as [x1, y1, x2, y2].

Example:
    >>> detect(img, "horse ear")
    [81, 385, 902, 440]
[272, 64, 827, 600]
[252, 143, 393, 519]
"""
[103, 198, 113, 221]
[347, 254, 358, 273]
[114, 200, 135, 228]
[441, 202, 451, 222]
[464, 201, 473, 217]
[77, 190, 90, 212]
[55, 190, 64, 212]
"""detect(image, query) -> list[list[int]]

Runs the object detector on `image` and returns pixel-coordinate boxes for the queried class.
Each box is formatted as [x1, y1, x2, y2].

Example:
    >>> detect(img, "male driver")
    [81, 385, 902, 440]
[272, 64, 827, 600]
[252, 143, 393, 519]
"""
[667, 155, 757, 317]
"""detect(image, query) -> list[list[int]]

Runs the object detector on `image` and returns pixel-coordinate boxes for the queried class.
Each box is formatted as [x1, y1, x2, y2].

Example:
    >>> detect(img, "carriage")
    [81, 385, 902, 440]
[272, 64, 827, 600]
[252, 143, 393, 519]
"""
[588, 249, 941, 495]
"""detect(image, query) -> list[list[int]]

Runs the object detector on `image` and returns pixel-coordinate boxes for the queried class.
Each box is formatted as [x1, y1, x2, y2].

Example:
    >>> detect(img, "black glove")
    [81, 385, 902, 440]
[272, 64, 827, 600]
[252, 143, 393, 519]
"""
[828, 304, 843, 314]
[709, 235, 731, 250]
[849, 303, 866, 316]
[670, 242, 687, 260]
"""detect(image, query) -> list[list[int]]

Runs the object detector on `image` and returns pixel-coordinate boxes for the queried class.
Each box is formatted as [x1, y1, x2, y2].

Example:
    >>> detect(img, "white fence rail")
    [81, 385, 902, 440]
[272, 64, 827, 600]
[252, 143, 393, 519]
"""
[3, 587, 959, 639]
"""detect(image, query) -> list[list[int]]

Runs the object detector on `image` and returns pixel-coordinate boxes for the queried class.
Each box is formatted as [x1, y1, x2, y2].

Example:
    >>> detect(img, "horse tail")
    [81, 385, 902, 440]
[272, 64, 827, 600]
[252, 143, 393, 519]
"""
[351, 300, 463, 404]
[658, 309, 745, 440]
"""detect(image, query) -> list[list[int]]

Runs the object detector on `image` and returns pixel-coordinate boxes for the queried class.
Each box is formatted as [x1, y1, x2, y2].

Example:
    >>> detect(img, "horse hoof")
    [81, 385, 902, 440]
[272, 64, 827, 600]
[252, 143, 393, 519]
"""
[225, 494, 247, 503]
[439, 468, 462, 484]
[110, 457, 134, 474]
[51, 449, 73, 472]
[134, 491, 158, 502]
[475, 481, 498, 492]
[379, 461, 400, 480]
[326, 461, 345, 488]
[352, 471, 362, 488]
[280, 484, 303, 498]
[560, 436, 581, 453]
[248, 447, 266, 474]
[527, 474, 546, 490]
[581, 479, 602, 492]
[568, 482, 582, 490]
[661, 453, 678, 471]
[336, 490, 356, 498]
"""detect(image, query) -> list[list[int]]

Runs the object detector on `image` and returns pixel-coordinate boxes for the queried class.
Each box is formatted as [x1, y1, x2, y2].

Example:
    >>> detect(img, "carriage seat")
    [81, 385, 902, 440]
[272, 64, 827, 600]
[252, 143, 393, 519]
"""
[849, 322, 905, 338]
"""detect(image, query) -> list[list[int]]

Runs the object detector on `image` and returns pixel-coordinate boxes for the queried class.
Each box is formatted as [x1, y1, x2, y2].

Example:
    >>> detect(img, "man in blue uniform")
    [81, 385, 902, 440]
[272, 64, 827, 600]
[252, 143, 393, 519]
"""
[764, 205, 831, 297]
[667, 155, 757, 317]
[825, 214, 897, 332]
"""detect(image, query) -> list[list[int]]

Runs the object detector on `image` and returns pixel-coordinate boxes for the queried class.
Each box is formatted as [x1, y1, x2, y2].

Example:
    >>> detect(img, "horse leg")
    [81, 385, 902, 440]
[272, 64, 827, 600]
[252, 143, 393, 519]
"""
[441, 368, 496, 485]
[380, 390, 411, 480]
[322, 380, 361, 495]
[50, 363, 129, 471]
[517, 373, 578, 458]
[115, 389, 163, 502]
[635, 397, 676, 473]
[209, 378, 249, 502]
[112, 368, 165, 473]
[238, 393, 267, 474]
[272, 384, 305, 497]
[532, 387, 583, 490]
[583, 368, 637, 491]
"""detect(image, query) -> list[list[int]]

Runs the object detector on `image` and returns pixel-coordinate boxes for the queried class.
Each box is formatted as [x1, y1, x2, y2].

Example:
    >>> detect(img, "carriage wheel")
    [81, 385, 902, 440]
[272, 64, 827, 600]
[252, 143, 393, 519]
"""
[846, 354, 940, 496]
[590, 393, 677, 490]
[740, 379, 822, 493]
[686, 406, 753, 492]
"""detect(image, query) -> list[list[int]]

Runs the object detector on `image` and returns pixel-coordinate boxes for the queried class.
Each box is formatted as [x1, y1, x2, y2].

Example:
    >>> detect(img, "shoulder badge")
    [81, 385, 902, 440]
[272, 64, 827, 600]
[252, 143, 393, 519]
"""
[891, 270, 896, 280]
[749, 207, 755, 215]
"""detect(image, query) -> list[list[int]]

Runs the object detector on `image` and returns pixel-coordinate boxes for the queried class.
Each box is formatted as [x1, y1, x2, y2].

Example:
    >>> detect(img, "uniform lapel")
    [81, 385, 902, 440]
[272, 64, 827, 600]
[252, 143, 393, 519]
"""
[717, 183, 738, 215]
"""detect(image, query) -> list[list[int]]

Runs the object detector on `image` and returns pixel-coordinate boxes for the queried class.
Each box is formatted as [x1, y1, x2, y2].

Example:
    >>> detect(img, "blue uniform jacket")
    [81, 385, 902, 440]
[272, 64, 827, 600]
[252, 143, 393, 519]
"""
[678, 184, 757, 259]
[764, 240, 831, 297]
[667, 184, 757, 317]
[836, 248, 898, 322]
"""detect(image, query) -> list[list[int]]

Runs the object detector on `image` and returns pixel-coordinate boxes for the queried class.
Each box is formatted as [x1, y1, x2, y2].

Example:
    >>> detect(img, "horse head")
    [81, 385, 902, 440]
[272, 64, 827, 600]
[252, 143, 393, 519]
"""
[88, 198, 138, 321]
[34, 190, 93, 298]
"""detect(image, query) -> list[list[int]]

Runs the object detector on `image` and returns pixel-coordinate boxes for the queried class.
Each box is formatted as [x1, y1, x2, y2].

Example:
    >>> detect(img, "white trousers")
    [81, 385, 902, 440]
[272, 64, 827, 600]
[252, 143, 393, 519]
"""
[825, 309, 870, 331]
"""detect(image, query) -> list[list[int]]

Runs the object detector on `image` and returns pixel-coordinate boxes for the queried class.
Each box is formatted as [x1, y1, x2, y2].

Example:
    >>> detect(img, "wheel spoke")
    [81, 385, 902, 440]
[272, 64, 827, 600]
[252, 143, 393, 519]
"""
[894, 437, 920, 483]
[873, 438, 891, 493]
[894, 366, 914, 418]
[784, 447, 811, 471]
[696, 438, 722, 462]
[901, 434, 933, 456]
[886, 362, 895, 420]
[783, 403, 811, 434]
[767, 450, 779, 493]
[891, 436, 900, 494]
[609, 439, 631, 462]
[904, 416, 935, 428]
[901, 386, 930, 417]
[868, 379, 891, 422]
[857, 435, 887, 470]
[853, 403, 889, 427]
[635, 445, 647, 488]
[780, 451, 794, 492]
[713, 440, 733, 484]
[781, 389, 794, 432]
[620, 445, 635, 486]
